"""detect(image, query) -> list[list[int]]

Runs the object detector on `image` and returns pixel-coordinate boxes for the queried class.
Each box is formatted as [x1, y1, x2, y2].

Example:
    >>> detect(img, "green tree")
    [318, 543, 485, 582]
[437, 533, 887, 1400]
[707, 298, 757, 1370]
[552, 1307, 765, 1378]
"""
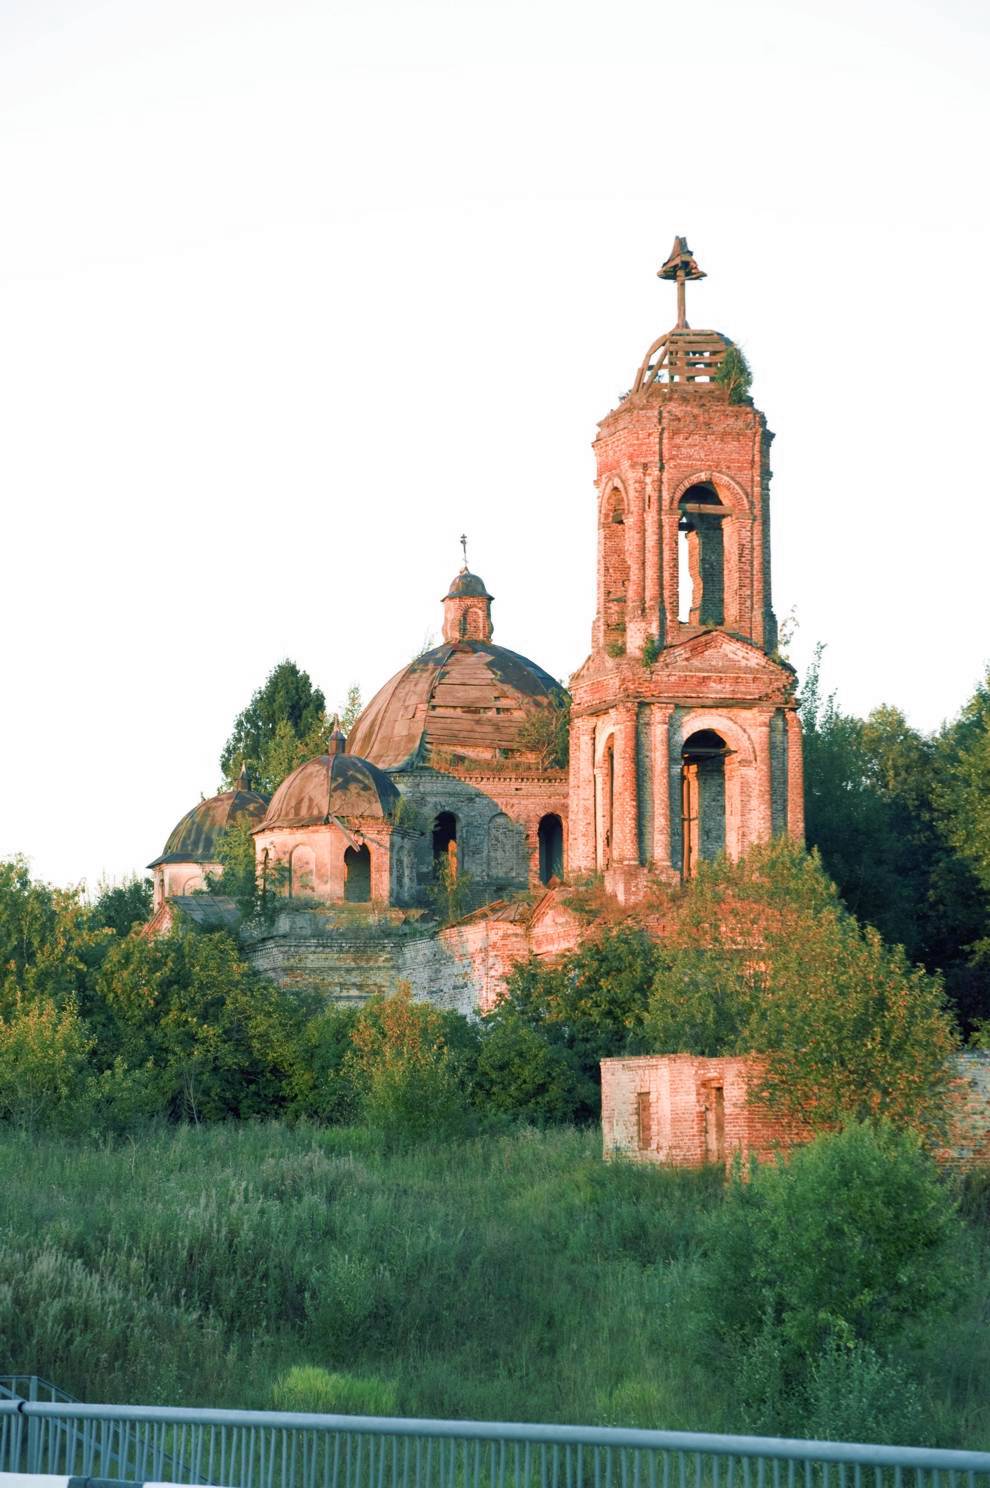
[207, 815, 261, 912]
[485, 927, 659, 1122]
[0, 856, 109, 1014]
[472, 1010, 584, 1123]
[338, 684, 363, 735]
[715, 344, 753, 404]
[516, 689, 570, 769]
[220, 660, 330, 795]
[88, 875, 153, 938]
[800, 650, 936, 959]
[96, 929, 304, 1121]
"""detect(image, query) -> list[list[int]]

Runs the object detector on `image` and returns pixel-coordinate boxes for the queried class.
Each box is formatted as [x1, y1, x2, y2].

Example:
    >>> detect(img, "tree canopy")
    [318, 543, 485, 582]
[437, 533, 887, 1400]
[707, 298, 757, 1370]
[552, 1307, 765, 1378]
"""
[219, 660, 330, 795]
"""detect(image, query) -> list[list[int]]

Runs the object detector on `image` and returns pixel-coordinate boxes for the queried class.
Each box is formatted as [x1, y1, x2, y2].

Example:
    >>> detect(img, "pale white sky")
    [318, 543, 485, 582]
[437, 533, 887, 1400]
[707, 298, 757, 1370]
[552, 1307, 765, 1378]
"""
[2, 0, 988, 890]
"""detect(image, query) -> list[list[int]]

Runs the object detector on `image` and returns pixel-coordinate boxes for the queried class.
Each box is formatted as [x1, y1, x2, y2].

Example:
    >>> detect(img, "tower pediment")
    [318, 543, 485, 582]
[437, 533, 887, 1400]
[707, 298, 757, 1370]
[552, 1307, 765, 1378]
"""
[653, 630, 794, 705]
[658, 630, 790, 679]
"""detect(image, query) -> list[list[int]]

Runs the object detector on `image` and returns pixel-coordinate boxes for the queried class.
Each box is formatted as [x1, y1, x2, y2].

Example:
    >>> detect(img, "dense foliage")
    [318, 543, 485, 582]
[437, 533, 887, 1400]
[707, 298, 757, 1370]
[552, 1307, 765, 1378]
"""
[0, 837, 961, 1140]
[800, 648, 990, 1029]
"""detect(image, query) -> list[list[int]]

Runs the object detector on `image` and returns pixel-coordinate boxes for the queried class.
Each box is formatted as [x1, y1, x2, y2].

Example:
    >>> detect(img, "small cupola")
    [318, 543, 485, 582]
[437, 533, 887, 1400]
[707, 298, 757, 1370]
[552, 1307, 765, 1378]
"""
[442, 539, 494, 643]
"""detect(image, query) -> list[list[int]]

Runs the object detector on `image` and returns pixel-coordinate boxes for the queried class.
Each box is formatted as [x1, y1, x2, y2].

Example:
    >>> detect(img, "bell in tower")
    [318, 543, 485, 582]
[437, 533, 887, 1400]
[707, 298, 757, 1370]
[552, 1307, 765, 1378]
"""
[567, 239, 804, 903]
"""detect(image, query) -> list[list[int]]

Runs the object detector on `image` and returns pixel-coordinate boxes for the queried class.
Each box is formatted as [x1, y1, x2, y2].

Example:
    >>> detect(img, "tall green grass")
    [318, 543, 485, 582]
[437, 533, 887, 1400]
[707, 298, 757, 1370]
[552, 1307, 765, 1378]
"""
[0, 1124, 987, 1445]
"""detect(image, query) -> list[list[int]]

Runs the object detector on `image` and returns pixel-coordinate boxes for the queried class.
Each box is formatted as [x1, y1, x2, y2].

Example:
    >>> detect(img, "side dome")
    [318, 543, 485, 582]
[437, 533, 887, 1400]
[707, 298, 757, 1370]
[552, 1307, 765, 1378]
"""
[262, 752, 399, 829]
[347, 640, 562, 770]
[148, 787, 268, 868]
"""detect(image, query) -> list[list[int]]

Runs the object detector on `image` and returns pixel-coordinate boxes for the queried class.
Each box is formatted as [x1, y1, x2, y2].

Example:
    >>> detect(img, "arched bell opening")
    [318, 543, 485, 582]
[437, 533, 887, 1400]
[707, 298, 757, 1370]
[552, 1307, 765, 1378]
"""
[432, 811, 458, 880]
[677, 483, 726, 627]
[344, 844, 372, 903]
[538, 813, 564, 885]
[681, 728, 730, 878]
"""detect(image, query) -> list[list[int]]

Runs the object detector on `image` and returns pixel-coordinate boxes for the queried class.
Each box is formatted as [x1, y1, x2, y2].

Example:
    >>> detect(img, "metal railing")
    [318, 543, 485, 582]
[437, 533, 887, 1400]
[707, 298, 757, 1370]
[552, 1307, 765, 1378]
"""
[2, 1403, 990, 1488]
[0, 1379, 76, 1406]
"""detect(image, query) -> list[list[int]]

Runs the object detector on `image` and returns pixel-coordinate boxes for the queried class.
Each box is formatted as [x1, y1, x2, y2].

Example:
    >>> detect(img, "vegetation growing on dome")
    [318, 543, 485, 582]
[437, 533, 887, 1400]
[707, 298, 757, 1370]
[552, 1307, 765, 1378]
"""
[715, 344, 753, 404]
[516, 689, 570, 769]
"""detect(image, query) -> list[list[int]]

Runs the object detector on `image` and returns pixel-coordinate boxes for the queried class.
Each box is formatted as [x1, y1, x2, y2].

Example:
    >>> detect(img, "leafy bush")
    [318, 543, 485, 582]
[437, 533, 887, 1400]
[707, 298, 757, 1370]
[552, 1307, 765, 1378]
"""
[700, 1123, 963, 1405]
[346, 985, 474, 1145]
[0, 995, 93, 1131]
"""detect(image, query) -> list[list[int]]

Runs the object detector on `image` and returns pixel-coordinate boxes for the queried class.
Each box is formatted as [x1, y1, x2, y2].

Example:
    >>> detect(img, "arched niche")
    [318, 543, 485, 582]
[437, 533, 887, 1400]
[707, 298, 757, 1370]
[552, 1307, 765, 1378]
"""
[601, 484, 629, 650]
[487, 812, 517, 882]
[680, 728, 729, 878]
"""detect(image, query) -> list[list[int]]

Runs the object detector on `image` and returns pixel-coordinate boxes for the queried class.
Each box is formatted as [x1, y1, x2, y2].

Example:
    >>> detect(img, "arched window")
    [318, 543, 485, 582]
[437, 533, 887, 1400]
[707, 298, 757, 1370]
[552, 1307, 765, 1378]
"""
[432, 811, 458, 879]
[678, 483, 725, 627]
[538, 814, 564, 884]
[681, 729, 728, 877]
[344, 844, 371, 902]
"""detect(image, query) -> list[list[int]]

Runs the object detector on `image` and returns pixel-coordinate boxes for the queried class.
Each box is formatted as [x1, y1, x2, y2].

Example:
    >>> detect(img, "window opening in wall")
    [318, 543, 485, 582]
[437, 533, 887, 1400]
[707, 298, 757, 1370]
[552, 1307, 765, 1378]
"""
[538, 813, 564, 884]
[677, 483, 725, 627]
[432, 811, 458, 879]
[681, 729, 729, 879]
[344, 844, 371, 903]
[636, 1091, 653, 1151]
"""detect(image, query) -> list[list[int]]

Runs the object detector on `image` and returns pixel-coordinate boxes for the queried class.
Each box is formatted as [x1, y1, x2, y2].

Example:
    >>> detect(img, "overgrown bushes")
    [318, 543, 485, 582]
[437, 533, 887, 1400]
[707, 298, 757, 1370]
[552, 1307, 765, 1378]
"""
[0, 1122, 985, 1446]
[0, 841, 961, 1139]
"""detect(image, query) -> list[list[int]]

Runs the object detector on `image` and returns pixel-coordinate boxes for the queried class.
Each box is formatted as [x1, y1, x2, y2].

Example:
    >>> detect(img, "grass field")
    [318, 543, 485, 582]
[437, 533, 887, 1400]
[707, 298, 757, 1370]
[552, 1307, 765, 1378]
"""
[1, 1123, 988, 1445]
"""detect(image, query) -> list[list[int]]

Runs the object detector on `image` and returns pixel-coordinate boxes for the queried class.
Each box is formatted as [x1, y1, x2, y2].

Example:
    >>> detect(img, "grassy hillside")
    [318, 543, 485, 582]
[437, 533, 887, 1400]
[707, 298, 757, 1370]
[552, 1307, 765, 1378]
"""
[1, 1123, 988, 1446]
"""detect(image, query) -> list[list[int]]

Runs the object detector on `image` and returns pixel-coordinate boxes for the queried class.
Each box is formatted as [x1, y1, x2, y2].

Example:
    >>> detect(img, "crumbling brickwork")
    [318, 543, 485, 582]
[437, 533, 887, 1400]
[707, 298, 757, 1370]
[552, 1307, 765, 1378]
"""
[601, 1054, 812, 1167]
[603, 1052, 990, 1170]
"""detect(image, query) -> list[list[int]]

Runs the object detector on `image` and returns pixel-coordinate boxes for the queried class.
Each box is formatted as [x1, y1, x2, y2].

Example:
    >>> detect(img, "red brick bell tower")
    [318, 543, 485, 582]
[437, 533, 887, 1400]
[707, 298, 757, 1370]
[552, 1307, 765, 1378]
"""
[567, 239, 804, 901]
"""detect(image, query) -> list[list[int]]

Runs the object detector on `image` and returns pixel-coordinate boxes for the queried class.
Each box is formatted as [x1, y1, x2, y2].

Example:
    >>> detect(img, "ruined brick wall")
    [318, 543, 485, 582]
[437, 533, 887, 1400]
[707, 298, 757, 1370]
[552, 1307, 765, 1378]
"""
[252, 820, 395, 904]
[603, 1052, 990, 1170]
[601, 1054, 811, 1166]
[391, 766, 567, 901]
[528, 894, 583, 961]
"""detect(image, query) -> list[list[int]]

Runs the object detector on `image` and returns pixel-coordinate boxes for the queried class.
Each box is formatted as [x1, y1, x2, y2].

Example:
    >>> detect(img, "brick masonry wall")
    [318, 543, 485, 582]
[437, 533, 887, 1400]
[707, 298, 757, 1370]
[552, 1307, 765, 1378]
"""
[603, 1052, 990, 1170]
[601, 1054, 812, 1166]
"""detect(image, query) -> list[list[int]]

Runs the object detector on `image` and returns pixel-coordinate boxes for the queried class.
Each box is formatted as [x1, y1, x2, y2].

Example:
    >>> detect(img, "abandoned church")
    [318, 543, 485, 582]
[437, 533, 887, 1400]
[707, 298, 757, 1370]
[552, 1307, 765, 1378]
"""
[146, 239, 804, 1016]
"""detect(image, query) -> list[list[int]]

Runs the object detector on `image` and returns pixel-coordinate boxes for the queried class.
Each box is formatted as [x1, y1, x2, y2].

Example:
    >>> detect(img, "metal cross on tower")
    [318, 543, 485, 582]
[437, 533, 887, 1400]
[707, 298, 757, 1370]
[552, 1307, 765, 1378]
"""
[657, 236, 707, 329]
[460, 533, 468, 569]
